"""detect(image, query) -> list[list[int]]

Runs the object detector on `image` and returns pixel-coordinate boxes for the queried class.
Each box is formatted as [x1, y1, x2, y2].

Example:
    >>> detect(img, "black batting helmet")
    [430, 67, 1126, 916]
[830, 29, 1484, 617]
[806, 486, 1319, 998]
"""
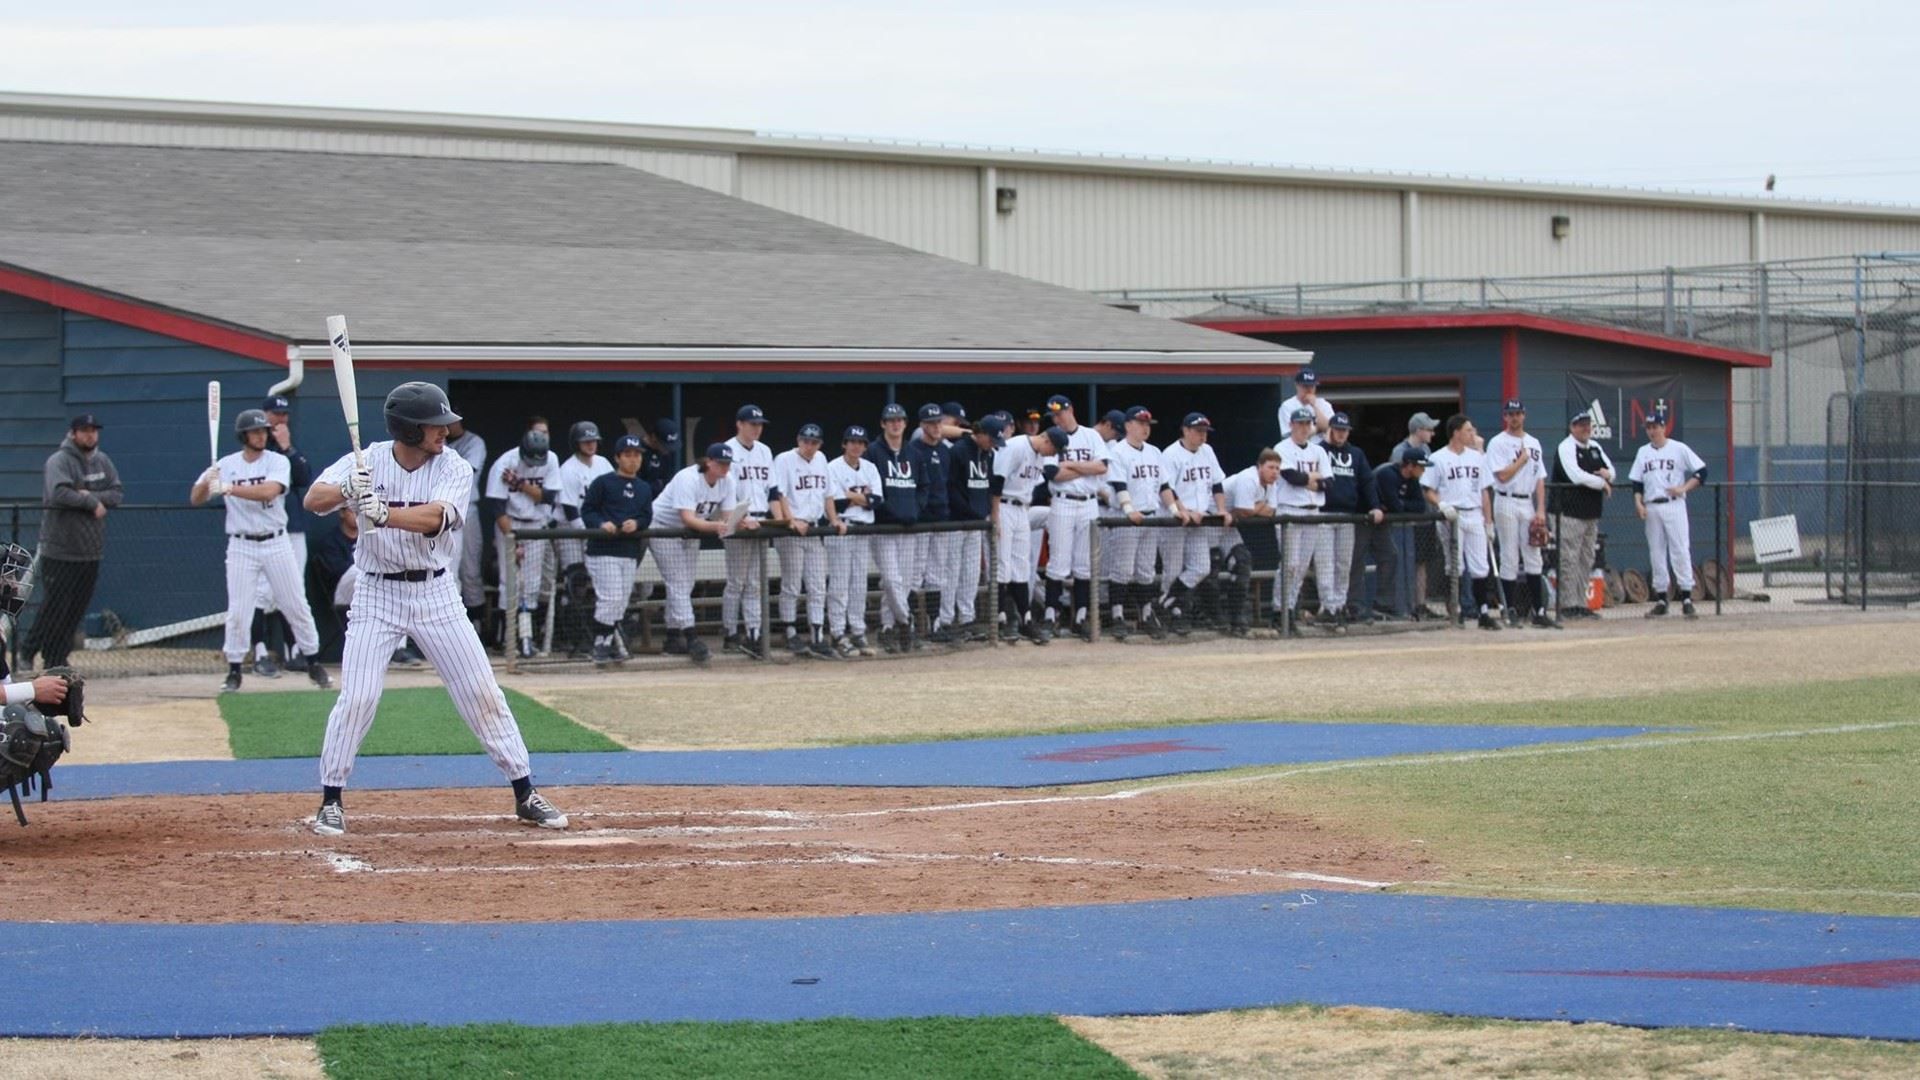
[520, 429, 551, 462]
[384, 382, 461, 447]
[233, 409, 271, 442]
[568, 421, 601, 450]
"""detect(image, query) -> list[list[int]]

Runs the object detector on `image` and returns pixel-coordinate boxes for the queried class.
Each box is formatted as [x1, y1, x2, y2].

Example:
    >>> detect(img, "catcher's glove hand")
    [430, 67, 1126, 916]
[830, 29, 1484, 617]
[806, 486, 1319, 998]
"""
[1529, 519, 1551, 548]
[36, 667, 85, 726]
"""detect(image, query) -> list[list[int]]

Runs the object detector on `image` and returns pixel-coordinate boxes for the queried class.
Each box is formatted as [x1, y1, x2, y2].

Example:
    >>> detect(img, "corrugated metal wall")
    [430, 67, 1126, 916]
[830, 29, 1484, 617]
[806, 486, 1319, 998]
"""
[993, 170, 1404, 290]
[1417, 193, 1752, 278]
[736, 154, 980, 263]
[1763, 214, 1920, 260]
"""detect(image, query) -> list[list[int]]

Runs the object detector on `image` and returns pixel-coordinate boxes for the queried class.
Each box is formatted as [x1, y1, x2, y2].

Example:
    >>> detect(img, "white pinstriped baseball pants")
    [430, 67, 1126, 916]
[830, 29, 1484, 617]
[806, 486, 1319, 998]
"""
[586, 550, 644, 626]
[870, 533, 918, 629]
[826, 533, 870, 636]
[225, 535, 319, 662]
[654, 537, 702, 629]
[1493, 496, 1544, 579]
[498, 527, 548, 610]
[1278, 512, 1337, 611]
[319, 572, 531, 787]
[775, 534, 828, 627]
[1044, 497, 1096, 581]
[938, 530, 984, 625]
[251, 531, 307, 612]
[1168, 525, 1218, 591]
[722, 533, 765, 635]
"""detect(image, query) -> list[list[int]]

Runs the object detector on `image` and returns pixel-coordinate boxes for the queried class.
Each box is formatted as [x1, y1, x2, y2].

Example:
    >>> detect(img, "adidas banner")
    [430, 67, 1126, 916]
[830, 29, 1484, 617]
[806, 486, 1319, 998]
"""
[1565, 372, 1682, 450]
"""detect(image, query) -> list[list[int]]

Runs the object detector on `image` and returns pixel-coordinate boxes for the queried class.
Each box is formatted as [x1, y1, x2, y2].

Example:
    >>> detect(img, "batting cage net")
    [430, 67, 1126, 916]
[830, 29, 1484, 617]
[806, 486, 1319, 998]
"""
[1825, 392, 1920, 604]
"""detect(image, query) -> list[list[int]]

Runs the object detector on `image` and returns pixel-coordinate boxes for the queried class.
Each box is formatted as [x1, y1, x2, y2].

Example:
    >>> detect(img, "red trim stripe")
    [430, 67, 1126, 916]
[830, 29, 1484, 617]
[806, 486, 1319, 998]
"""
[0, 264, 289, 366]
[352, 359, 1299, 377]
[1500, 328, 1520, 400]
[1191, 311, 1772, 369]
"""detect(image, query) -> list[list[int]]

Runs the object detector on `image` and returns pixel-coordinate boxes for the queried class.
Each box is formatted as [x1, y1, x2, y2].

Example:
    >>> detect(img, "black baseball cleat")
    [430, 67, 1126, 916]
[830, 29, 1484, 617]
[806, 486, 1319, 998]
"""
[1478, 611, 1504, 631]
[723, 633, 742, 654]
[998, 621, 1022, 644]
[283, 652, 310, 673]
[312, 801, 345, 837]
[515, 791, 569, 830]
[878, 627, 899, 654]
[1028, 618, 1055, 646]
[809, 638, 840, 661]
[591, 642, 616, 668]
[1682, 599, 1699, 619]
[306, 661, 333, 689]
[927, 624, 956, 645]
[1107, 617, 1131, 641]
[1504, 606, 1522, 628]
[687, 635, 712, 665]
[850, 634, 874, 656]
[1531, 611, 1563, 630]
[1227, 623, 1251, 638]
[832, 635, 857, 659]
[662, 633, 689, 655]
[252, 653, 282, 679]
[1319, 610, 1344, 635]
[740, 635, 768, 660]
[786, 629, 808, 657]
[221, 670, 243, 693]
[964, 623, 990, 643]
[1141, 602, 1168, 640]
[611, 632, 632, 662]
[1646, 600, 1670, 618]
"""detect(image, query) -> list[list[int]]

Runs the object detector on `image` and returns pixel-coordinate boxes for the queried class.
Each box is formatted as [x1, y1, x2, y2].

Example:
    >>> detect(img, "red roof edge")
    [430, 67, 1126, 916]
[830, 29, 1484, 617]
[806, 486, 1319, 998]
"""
[0, 264, 290, 366]
[1188, 311, 1772, 369]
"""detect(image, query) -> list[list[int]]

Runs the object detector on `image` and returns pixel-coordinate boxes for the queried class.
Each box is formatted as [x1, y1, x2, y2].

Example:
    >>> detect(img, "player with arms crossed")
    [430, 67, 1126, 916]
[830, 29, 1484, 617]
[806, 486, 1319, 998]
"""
[1629, 410, 1706, 619]
[193, 410, 332, 692]
[1158, 413, 1232, 634]
[1423, 413, 1502, 631]
[304, 382, 567, 835]
[1485, 400, 1555, 628]
[826, 426, 882, 657]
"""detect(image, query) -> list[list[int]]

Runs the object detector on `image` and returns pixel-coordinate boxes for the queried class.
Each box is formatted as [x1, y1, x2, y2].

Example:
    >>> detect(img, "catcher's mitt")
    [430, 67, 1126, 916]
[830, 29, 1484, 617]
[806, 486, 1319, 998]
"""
[35, 667, 85, 726]
[1528, 519, 1551, 548]
[0, 702, 71, 826]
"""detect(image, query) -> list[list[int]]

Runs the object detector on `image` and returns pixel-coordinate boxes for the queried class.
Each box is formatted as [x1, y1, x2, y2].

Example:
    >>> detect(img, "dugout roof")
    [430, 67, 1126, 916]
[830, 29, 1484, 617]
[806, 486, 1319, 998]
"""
[0, 142, 1302, 375]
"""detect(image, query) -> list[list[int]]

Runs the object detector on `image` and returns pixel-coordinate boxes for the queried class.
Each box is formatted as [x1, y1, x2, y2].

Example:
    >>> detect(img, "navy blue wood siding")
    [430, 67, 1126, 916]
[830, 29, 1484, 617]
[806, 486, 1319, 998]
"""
[0, 295, 66, 505]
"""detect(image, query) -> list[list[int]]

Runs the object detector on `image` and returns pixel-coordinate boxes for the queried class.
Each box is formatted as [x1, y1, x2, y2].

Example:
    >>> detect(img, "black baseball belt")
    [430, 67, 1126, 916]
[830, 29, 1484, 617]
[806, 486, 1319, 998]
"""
[376, 568, 446, 583]
[999, 496, 1028, 507]
[229, 530, 285, 541]
[1496, 491, 1532, 500]
[1056, 493, 1094, 501]
[1647, 497, 1675, 505]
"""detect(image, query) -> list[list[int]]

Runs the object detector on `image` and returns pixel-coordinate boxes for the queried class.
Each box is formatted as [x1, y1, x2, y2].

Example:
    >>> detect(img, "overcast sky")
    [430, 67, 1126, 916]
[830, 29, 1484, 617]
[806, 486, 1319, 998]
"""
[5, 1, 1916, 204]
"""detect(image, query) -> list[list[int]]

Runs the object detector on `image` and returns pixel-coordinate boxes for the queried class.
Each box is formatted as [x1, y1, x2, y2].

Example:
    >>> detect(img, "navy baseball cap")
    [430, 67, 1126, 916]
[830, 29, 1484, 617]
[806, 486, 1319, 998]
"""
[736, 404, 767, 423]
[1124, 406, 1155, 424]
[1294, 369, 1319, 386]
[1042, 425, 1071, 453]
[654, 417, 681, 447]
[1046, 394, 1074, 413]
[68, 413, 101, 431]
[798, 423, 824, 441]
[881, 403, 908, 421]
[1289, 407, 1316, 425]
[842, 424, 870, 443]
[1401, 446, 1431, 467]
[261, 395, 291, 413]
[1570, 410, 1594, 426]
[977, 415, 1009, 445]
[917, 403, 943, 422]
[612, 434, 645, 455]
[1181, 412, 1213, 430]
[941, 401, 967, 420]
[1101, 409, 1128, 430]
[1329, 411, 1352, 430]
[705, 442, 734, 463]
[1022, 406, 1045, 423]
[1647, 409, 1670, 426]
[1503, 399, 1526, 414]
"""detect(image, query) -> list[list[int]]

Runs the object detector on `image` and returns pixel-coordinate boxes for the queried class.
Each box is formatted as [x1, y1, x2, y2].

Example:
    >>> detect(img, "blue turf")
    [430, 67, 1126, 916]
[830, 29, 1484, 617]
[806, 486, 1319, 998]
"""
[6, 893, 1915, 1040]
[53, 721, 1652, 798]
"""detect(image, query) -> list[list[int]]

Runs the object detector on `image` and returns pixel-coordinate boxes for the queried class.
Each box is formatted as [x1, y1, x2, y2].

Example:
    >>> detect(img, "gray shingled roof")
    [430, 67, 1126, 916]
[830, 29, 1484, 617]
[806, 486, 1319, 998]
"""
[0, 142, 1275, 354]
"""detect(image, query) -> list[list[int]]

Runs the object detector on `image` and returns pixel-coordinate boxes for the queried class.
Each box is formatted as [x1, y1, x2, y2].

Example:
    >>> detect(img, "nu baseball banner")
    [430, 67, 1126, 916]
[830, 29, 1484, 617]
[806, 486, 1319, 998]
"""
[1566, 372, 1682, 451]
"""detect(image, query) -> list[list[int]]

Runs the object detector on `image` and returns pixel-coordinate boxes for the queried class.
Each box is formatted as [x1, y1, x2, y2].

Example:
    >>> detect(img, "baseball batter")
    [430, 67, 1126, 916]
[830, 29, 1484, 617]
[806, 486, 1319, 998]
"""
[1423, 413, 1502, 630]
[1159, 413, 1231, 633]
[1629, 410, 1706, 619]
[304, 382, 566, 836]
[579, 435, 652, 666]
[484, 429, 561, 658]
[1103, 407, 1172, 640]
[1039, 395, 1110, 638]
[772, 424, 845, 659]
[826, 425, 881, 656]
[722, 405, 778, 659]
[1274, 408, 1336, 631]
[1485, 399, 1553, 627]
[192, 409, 331, 693]
[650, 443, 745, 664]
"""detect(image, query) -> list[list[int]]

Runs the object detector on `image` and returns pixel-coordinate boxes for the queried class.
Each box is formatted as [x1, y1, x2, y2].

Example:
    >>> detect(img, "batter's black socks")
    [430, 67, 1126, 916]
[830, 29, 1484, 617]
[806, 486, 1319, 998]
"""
[249, 609, 267, 649]
[511, 776, 533, 802]
[1527, 574, 1547, 614]
[1071, 579, 1091, 624]
[228, 661, 242, 675]
[593, 621, 616, 646]
[1008, 582, 1031, 625]
[322, 785, 343, 807]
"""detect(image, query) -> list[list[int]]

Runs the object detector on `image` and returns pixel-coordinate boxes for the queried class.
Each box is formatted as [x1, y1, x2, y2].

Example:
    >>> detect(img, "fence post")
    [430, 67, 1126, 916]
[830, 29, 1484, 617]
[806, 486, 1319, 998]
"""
[1859, 482, 1869, 612]
[1446, 518, 1461, 625]
[1087, 520, 1102, 644]
[1662, 267, 1676, 336]
[1713, 484, 1723, 617]
[502, 529, 519, 674]
[985, 519, 998, 648]
[758, 534, 771, 659]
[1278, 519, 1292, 638]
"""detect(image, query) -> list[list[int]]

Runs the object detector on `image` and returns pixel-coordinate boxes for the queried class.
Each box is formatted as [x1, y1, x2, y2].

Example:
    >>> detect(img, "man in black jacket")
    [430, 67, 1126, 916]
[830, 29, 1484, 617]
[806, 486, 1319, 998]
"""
[1362, 447, 1428, 620]
[26, 415, 122, 669]
[1549, 412, 1615, 621]
[1319, 413, 1381, 627]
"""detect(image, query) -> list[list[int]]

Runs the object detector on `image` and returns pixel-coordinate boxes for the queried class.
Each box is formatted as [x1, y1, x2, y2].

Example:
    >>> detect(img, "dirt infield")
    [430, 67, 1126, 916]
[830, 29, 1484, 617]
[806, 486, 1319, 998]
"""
[5, 785, 1422, 924]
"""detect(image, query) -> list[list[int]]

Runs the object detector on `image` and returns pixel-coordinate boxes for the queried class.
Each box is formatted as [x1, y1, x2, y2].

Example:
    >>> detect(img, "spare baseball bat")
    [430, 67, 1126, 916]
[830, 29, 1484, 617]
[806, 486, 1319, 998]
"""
[325, 315, 365, 471]
[206, 380, 221, 466]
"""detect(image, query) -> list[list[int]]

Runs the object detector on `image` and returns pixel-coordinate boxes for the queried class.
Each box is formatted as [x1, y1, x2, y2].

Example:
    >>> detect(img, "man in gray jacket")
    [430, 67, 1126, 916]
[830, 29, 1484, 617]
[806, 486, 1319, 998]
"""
[25, 415, 122, 668]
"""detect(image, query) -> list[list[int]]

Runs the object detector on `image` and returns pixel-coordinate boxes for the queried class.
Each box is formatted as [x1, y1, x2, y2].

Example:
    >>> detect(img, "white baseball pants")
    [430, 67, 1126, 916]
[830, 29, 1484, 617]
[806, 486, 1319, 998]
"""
[827, 533, 871, 636]
[586, 551, 643, 626]
[775, 534, 828, 627]
[870, 533, 917, 629]
[939, 530, 984, 625]
[1044, 497, 1096, 581]
[722, 532, 766, 636]
[1277, 513, 1336, 611]
[1167, 525, 1218, 591]
[1446, 514, 1492, 580]
[499, 528, 548, 610]
[654, 537, 702, 630]
[251, 531, 307, 612]
[1493, 496, 1544, 578]
[1026, 505, 1049, 587]
[1644, 498, 1695, 593]
[996, 503, 1030, 584]
[225, 534, 319, 663]
[1323, 522, 1356, 610]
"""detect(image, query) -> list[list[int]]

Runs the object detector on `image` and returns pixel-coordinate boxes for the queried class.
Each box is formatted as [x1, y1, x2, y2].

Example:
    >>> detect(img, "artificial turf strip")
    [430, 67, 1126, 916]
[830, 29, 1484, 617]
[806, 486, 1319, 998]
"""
[317, 1016, 1140, 1080]
[219, 686, 622, 758]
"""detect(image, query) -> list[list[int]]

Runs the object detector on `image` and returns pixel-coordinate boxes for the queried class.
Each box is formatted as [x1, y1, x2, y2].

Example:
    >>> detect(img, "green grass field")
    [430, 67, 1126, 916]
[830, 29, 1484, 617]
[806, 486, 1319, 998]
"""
[317, 1017, 1134, 1080]
[217, 686, 622, 758]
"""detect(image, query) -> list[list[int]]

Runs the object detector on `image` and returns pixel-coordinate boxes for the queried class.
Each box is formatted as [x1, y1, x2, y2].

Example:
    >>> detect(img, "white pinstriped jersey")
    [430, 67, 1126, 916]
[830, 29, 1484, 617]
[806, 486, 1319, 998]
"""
[1223, 465, 1280, 512]
[1629, 439, 1706, 499]
[826, 455, 881, 524]
[1277, 393, 1334, 432]
[773, 448, 833, 522]
[1422, 446, 1494, 509]
[1107, 440, 1168, 514]
[215, 449, 291, 534]
[993, 436, 1047, 503]
[724, 437, 776, 514]
[651, 465, 737, 529]
[484, 449, 560, 524]
[557, 454, 612, 514]
[1274, 437, 1331, 509]
[1486, 431, 1545, 498]
[1044, 424, 1111, 499]
[1161, 440, 1223, 510]
[317, 442, 471, 574]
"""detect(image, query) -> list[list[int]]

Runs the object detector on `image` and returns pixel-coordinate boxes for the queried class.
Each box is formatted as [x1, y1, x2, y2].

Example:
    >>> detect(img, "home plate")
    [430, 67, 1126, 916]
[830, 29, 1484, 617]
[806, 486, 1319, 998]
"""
[514, 836, 639, 848]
